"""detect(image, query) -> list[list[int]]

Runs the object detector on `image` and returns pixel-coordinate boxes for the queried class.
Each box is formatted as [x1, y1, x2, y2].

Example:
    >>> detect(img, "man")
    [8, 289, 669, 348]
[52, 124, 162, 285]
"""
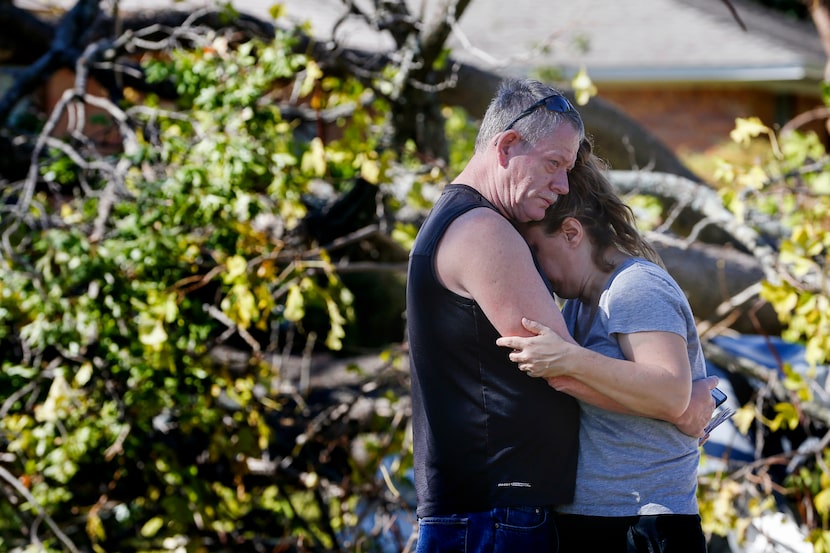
[406, 78, 716, 552]
[406, 78, 585, 552]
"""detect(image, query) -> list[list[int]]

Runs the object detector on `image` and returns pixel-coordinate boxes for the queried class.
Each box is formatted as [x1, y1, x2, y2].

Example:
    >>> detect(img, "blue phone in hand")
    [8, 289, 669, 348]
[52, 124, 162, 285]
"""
[711, 387, 727, 408]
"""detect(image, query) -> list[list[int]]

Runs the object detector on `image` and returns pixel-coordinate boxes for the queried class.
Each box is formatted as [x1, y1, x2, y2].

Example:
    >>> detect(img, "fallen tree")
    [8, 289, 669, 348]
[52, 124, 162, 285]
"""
[0, 0, 775, 332]
[1, 1, 829, 552]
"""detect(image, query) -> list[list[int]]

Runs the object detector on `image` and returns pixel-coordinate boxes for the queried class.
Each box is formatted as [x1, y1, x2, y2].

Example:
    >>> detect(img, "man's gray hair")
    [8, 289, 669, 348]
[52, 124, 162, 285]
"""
[475, 79, 585, 152]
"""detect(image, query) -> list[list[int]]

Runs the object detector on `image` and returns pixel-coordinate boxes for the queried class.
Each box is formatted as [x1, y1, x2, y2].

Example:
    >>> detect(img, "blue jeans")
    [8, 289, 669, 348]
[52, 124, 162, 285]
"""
[415, 506, 556, 553]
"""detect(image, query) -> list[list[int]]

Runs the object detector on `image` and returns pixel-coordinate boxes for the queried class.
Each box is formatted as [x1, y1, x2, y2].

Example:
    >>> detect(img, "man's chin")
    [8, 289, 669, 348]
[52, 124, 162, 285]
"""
[530, 206, 549, 221]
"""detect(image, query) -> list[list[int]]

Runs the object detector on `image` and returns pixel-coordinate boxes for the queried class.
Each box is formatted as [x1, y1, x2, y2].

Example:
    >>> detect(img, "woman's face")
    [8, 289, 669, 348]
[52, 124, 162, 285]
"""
[523, 224, 581, 300]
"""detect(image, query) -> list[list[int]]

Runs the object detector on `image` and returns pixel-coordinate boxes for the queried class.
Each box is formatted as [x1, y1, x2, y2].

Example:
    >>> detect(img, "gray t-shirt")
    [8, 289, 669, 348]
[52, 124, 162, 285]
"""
[557, 258, 705, 516]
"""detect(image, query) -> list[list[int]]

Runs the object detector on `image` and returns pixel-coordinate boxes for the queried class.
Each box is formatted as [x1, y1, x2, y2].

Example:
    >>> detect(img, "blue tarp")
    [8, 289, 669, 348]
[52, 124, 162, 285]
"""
[702, 334, 826, 464]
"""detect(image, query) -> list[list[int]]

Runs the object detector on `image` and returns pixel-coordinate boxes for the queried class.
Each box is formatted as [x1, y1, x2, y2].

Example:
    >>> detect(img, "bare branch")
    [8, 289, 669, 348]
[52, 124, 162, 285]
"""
[0, 464, 81, 553]
[610, 170, 780, 282]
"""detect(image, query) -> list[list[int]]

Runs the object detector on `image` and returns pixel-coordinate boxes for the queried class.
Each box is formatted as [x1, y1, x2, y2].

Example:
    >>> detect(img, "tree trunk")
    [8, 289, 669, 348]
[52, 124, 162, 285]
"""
[650, 233, 780, 336]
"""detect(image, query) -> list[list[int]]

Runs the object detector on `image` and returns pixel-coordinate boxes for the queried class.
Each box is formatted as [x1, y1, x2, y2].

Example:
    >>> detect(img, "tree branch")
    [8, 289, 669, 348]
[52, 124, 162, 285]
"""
[0, 464, 81, 553]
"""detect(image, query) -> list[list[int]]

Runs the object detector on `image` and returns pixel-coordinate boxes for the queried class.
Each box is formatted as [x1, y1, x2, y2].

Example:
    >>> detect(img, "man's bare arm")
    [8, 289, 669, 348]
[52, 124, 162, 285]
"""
[436, 207, 574, 341]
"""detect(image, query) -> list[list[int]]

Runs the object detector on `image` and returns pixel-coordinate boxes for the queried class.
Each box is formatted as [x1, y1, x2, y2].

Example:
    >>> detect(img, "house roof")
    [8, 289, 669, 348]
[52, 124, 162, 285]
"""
[275, 0, 826, 90]
[16, 0, 826, 88]
[479, 0, 825, 85]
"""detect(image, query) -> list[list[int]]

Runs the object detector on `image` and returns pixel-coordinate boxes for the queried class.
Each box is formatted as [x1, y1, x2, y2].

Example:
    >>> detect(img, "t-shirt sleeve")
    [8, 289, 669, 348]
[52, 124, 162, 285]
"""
[603, 262, 688, 339]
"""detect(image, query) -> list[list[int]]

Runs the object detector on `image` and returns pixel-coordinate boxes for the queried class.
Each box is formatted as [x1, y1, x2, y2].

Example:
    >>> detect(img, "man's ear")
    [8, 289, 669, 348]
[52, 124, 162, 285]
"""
[495, 130, 522, 165]
[561, 217, 583, 245]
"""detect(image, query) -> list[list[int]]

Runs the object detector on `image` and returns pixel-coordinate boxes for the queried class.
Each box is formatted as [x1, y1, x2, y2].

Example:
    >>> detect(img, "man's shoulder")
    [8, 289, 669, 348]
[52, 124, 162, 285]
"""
[444, 208, 524, 255]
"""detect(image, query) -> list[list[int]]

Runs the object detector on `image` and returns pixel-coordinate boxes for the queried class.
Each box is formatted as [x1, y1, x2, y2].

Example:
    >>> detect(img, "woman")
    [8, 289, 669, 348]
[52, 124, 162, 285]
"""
[497, 140, 709, 552]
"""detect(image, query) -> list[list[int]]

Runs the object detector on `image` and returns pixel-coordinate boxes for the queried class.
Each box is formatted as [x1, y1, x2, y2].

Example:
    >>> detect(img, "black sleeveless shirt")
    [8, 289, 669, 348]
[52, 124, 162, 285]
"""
[407, 184, 580, 517]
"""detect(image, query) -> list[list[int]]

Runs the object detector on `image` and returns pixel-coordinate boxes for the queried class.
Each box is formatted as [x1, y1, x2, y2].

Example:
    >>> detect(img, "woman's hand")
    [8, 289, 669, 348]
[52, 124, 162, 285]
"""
[495, 318, 577, 378]
[673, 376, 718, 438]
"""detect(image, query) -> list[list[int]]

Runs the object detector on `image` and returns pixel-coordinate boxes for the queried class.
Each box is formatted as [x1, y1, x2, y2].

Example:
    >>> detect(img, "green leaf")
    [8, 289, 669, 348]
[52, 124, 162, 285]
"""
[301, 137, 328, 177]
[733, 404, 756, 435]
[140, 516, 164, 538]
[284, 284, 305, 322]
[770, 402, 799, 431]
[730, 117, 769, 146]
[815, 489, 830, 519]
[571, 66, 597, 106]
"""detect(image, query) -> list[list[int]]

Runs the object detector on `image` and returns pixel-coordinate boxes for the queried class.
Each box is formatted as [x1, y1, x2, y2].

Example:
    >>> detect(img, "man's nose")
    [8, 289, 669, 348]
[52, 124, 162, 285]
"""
[551, 172, 570, 195]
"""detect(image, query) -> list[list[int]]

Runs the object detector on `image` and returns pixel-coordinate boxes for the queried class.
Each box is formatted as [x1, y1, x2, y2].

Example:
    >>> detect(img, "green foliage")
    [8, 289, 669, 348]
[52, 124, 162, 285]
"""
[702, 96, 830, 548]
[0, 26, 418, 552]
[443, 105, 479, 178]
[717, 115, 830, 368]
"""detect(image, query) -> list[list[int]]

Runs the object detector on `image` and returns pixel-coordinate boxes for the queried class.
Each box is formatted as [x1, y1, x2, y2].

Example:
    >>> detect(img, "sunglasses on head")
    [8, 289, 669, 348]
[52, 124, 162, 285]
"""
[502, 94, 575, 133]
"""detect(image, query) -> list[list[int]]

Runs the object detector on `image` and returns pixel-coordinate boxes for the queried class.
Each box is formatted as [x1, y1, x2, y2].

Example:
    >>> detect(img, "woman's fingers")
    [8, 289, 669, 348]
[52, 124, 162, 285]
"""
[496, 335, 528, 350]
[521, 317, 546, 334]
[495, 335, 512, 348]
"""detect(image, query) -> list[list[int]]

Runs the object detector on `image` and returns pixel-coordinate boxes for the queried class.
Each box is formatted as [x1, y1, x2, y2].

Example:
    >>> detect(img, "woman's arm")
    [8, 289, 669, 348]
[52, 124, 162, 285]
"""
[545, 374, 717, 437]
[496, 318, 716, 430]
